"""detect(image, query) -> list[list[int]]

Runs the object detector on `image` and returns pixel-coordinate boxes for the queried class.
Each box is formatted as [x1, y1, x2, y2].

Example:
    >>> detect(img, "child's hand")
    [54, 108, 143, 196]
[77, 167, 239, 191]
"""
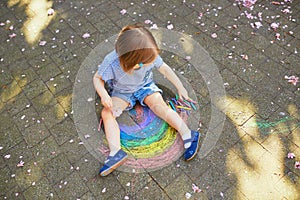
[101, 94, 113, 109]
[178, 87, 195, 103]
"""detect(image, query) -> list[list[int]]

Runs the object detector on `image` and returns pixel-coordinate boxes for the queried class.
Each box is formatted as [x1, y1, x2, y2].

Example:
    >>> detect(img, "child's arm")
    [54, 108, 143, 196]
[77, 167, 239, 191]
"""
[157, 62, 193, 101]
[93, 71, 113, 109]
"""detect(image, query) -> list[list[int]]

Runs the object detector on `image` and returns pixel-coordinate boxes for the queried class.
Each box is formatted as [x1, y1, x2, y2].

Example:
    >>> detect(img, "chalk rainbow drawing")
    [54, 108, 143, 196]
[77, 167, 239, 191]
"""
[98, 103, 185, 171]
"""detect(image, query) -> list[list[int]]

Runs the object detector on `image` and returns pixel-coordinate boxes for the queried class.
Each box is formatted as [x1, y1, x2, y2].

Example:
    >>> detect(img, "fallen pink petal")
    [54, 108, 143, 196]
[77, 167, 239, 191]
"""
[39, 40, 47, 46]
[295, 161, 300, 169]
[192, 183, 202, 193]
[287, 153, 295, 159]
[17, 160, 25, 167]
[211, 33, 217, 38]
[270, 22, 279, 30]
[167, 24, 174, 30]
[144, 19, 152, 24]
[284, 75, 299, 86]
[150, 24, 158, 30]
[9, 33, 16, 38]
[47, 8, 55, 16]
[82, 33, 91, 39]
[120, 9, 127, 15]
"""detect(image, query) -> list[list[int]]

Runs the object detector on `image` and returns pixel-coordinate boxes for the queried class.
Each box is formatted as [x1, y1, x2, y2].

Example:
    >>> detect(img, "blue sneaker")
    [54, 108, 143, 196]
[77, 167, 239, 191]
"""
[99, 149, 128, 176]
[183, 131, 201, 161]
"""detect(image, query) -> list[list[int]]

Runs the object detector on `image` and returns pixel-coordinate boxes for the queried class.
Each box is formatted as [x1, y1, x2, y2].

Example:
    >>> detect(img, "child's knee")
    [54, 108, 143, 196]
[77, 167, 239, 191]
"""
[101, 107, 123, 118]
[101, 107, 113, 119]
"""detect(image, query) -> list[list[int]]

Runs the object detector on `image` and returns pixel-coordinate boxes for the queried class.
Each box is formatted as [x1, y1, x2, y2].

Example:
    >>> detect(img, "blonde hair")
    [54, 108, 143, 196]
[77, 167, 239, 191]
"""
[115, 24, 160, 72]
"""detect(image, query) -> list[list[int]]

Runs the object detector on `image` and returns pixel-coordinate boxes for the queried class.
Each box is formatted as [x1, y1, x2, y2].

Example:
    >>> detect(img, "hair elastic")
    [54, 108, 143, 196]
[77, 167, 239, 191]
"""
[139, 63, 144, 67]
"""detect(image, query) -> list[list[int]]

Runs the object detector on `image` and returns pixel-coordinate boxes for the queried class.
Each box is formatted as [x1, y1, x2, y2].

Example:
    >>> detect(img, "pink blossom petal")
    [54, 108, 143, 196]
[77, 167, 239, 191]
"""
[82, 33, 91, 39]
[39, 40, 47, 46]
[167, 24, 174, 30]
[185, 56, 191, 60]
[150, 24, 158, 30]
[144, 19, 152, 24]
[47, 8, 55, 16]
[287, 152, 295, 159]
[192, 183, 201, 193]
[241, 54, 249, 60]
[120, 9, 127, 15]
[295, 161, 300, 169]
[211, 33, 217, 38]
[9, 33, 16, 38]
[285, 75, 299, 86]
[270, 22, 279, 30]
[17, 160, 25, 167]
[254, 21, 263, 29]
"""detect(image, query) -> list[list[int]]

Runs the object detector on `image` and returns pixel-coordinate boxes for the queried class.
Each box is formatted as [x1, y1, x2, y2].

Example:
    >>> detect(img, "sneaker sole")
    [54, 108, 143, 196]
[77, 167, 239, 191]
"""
[185, 133, 201, 162]
[99, 155, 128, 177]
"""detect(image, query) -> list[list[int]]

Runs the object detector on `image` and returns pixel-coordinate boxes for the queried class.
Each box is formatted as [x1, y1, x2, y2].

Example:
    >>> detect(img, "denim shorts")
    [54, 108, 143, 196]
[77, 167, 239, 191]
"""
[111, 82, 162, 110]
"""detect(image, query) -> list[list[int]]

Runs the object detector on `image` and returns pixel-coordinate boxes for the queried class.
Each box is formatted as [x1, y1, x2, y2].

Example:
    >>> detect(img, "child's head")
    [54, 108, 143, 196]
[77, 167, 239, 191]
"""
[115, 24, 160, 72]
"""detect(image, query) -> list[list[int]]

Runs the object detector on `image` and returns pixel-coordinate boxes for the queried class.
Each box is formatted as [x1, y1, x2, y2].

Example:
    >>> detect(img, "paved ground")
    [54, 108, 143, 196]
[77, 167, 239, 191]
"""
[0, 0, 299, 199]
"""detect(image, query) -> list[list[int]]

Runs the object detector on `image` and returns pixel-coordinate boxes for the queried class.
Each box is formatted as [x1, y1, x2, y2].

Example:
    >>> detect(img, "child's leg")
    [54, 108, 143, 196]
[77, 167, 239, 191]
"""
[144, 92, 192, 147]
[101, 97, 129, 156]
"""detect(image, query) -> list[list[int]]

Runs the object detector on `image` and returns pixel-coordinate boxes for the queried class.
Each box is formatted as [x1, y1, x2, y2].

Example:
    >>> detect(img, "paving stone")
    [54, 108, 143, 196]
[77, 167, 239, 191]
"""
[0, 80, 23, 102]
[45, 74, 72, 96]
[50, 48, 76, 67]
[54, 172, 89, 200]
[0, 185, 26, 200]
[31, 135, 61, 165]
[75, 153, 99, 181]
[0, 165, 17, 196]
[27, 53, 53, 68]
[87, 174, 125, 199]
[23, 122, 50, 148]
[78, 191, 96, 200]
[134, 179, 171, 200]
[264, 43, 292, 64]
[32, 90, 58, 114]
[0, 125, 23, 154]
[12, 106, 40, 131]
[165, 173, 208, 200]
[23, 177, 53, 200]
[36, 63, 62, 82]
[50, 117, 77, 145]
[60, 136, 89, 164]
[0, 67, 13, 88]
[116, 171, 152, 196]
[6, 92, 30, 116]
[196, 165, 234, 200]
[40, 103, 66, 129]
[0, 110, 15, 131]
[22, 79, 48, 100]
[15, 160, 44, 191]
[44, 153, 73, 185]
[248, 93, 280, 119]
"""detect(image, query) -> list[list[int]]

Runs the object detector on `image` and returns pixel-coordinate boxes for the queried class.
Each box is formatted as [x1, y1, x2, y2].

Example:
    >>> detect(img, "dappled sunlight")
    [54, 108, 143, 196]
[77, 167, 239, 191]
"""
[217, 96, 299, 199]
[288, 103, 299, 118]
[8, 0, 30, 7]
[0, 77, 27, 104]
[8, 0, 55, 44]
[56, 94, 72, 118]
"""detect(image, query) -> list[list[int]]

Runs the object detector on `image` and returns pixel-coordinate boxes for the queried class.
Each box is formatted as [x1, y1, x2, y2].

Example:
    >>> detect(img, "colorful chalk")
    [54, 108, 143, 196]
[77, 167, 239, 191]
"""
[168, 101, 177, 111]
[176, 105, 192, 110]
[189, 101, 197, 110]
